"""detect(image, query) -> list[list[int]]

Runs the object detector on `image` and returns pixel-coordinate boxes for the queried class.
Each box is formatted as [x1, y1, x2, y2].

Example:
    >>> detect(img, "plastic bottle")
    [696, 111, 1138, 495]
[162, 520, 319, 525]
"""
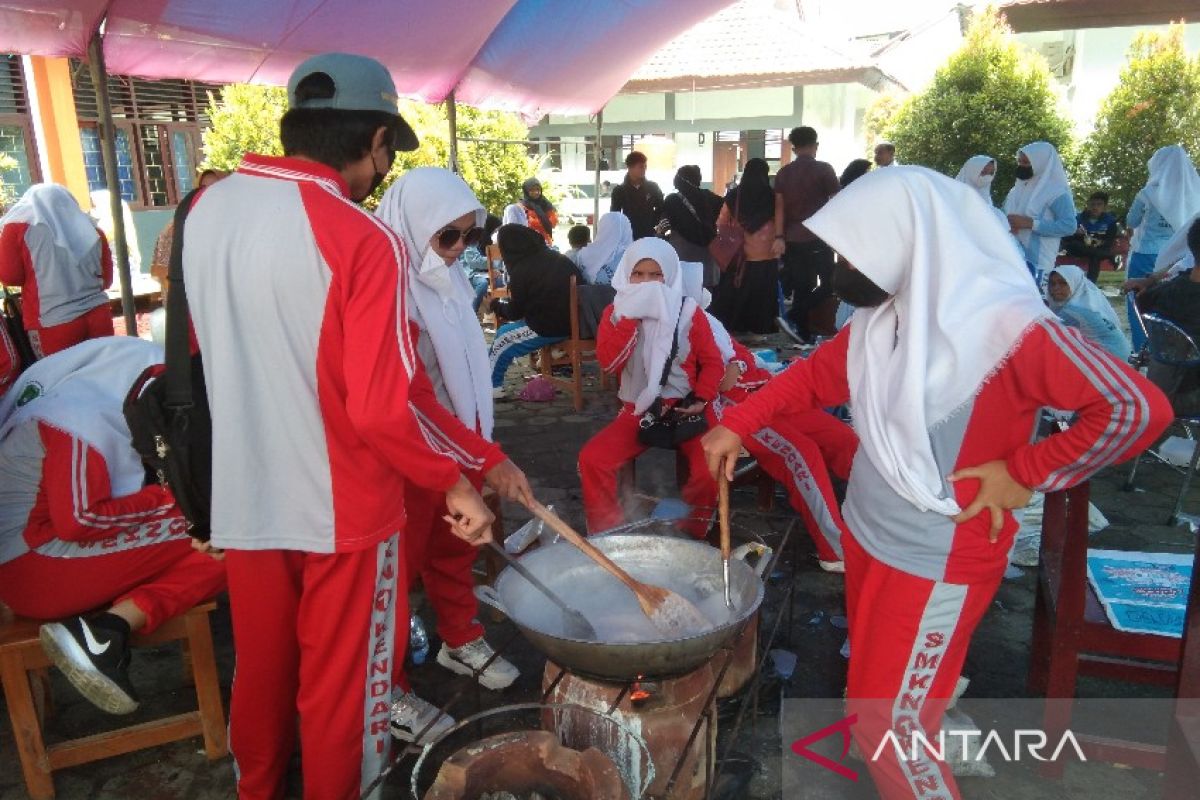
[409, 613, 429, 665]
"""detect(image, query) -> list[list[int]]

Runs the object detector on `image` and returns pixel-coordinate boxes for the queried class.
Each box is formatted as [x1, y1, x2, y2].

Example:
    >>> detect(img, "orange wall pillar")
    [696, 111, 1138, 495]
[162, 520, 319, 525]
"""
[25, 56, 90, 209]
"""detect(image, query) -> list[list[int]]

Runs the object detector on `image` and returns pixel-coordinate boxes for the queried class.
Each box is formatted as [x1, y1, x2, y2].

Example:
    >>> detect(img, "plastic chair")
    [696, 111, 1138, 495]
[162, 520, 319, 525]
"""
[1124, 314, 1200, 526]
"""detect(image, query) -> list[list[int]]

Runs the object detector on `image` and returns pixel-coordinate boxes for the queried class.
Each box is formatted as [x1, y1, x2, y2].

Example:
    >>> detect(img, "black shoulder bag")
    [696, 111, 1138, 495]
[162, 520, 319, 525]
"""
[2, 288, 38, 372]
[123, 189, 212, 541]
[636, 305, 709, 450]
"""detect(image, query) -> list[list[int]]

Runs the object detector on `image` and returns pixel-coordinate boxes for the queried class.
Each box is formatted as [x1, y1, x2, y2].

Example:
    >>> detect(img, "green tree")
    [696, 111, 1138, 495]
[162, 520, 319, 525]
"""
[869, 5, 1073, 200]
[1078, 25, 1200, 217]
[200, 85, 542, 215]
[0, 152, 19, 210]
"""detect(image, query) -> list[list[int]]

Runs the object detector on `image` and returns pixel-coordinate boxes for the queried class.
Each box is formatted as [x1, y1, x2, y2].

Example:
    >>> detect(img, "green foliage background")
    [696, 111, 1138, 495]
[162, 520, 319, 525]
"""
[866, 6, 1073, 203]
[1076, 25, 1200, 217]
[200, 85, 545, 215]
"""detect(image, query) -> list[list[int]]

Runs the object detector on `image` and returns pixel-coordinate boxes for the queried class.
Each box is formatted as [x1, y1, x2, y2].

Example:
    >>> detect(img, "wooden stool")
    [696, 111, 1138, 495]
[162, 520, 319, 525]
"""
[0, 602, 228, 800]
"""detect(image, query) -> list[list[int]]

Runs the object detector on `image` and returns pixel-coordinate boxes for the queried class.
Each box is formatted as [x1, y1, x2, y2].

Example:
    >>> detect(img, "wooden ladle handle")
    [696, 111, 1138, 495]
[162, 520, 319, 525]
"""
[525, 500, 647, 598]
[718, 473, 731, 561]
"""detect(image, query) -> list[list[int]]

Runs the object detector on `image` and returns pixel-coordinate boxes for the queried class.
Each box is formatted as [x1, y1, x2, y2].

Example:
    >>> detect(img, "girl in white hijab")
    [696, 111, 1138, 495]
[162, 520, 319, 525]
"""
[1003, 141, 1076, 282]
[955, 154, 1009, 230]
[577, 211, 633, 286]
[578, 237, 726, 538]
[375, 168, 530, 735]
[0, 183, 114, 356]
[1044, 263, 1131, 361]
[1128, 145, 1200, 279]
[701, 166, 1171, 799]
[501, 203, 528, 227]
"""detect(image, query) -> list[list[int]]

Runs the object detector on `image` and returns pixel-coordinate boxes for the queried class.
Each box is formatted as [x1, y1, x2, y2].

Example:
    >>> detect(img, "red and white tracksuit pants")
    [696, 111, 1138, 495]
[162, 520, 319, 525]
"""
[0, 530, 225, 634]
[842, 531, 1001, 800]
[225, 536, 400, 800]
[29, 304, 114, 358]
[392, 481, 485, 692]
[714, 399, 855, 563]
[579, 409, 717, 538]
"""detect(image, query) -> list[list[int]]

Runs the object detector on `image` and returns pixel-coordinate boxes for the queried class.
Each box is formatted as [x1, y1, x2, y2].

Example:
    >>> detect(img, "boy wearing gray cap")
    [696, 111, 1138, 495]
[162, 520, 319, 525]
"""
[181, 52, 494, 799]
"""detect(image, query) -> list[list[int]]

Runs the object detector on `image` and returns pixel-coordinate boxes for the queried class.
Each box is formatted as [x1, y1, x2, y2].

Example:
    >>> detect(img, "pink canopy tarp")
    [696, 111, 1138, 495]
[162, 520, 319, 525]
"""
[0, 0, 735, 114]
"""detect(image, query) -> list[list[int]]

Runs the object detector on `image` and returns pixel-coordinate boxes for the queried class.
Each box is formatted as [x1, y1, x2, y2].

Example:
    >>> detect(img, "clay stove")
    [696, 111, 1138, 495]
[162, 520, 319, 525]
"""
[541, 661, 719, 800]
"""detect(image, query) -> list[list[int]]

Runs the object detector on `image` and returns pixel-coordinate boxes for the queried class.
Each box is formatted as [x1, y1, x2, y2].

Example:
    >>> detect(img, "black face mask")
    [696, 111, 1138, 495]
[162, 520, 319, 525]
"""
[357, 145, 395, 202]
[1014, 164, 1034, 181]
[831, 261, 890, 308]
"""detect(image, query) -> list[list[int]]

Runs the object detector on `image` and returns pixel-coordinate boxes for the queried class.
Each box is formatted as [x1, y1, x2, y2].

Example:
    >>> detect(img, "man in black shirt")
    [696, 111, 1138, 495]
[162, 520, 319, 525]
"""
[610, 151, 664, 240]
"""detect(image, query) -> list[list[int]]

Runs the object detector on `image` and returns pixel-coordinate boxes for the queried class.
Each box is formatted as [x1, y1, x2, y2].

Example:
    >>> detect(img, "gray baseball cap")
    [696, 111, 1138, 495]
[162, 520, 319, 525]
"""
[287, 52, 418, 151]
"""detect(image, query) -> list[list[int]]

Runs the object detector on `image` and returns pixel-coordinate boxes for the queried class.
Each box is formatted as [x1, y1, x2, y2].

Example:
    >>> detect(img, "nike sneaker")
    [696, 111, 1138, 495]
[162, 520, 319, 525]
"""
[39, 614, 139, 714]
[389, 691, 455, 743]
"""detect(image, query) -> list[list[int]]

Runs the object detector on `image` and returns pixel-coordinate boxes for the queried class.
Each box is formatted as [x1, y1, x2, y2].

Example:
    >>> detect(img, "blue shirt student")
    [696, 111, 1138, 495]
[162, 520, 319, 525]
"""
[1127, 189, 1176, 269]
[1018, 192, 1077, 280]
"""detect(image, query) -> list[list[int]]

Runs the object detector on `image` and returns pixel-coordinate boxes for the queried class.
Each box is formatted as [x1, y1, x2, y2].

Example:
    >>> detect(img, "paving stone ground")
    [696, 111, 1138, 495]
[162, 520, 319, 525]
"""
[3, 304, 1195, 799]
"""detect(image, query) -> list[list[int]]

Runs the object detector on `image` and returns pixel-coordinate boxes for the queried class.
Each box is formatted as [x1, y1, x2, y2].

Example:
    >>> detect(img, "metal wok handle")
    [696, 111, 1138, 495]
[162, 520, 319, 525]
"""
[473, 584, 509, 617]
[732, 542, 773, 580]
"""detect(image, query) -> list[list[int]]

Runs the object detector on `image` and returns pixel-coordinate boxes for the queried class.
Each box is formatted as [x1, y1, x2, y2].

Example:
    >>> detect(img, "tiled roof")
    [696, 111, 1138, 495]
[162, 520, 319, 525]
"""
[624, 0, 904, 93]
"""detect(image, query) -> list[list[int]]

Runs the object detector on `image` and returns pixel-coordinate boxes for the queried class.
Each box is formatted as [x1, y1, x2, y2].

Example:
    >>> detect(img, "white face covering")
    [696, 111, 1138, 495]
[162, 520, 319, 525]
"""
[807, 166, 1052, 515]
[0, 184, 100, 264]
[376, 168, 492, 438]
[955, 155, 996, 203]
[611, 238, 697, 414]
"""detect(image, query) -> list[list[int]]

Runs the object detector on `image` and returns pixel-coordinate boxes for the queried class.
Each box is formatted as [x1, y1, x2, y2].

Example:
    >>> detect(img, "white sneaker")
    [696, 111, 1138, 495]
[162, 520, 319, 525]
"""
[492, 386, 507, 400]
[819, 559, 845, 573]
[436, 638, 520, 690]
[389, 691, 455, 743]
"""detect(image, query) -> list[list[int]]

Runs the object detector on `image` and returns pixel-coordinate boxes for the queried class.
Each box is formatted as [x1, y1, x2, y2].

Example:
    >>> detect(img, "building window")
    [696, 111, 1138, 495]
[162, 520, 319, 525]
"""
[0, 54, 42, 203]
[70, 61, 220, 208]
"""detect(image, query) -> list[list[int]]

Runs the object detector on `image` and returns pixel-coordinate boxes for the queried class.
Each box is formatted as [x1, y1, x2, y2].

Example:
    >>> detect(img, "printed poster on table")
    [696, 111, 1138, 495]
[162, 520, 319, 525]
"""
[1086, 548, 1193, 638]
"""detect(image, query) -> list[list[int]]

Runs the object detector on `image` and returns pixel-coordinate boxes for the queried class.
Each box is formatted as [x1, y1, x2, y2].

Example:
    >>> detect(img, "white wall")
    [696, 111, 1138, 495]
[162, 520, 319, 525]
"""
[801, 82, 876, 175]
[1015, 23, 1200, 135]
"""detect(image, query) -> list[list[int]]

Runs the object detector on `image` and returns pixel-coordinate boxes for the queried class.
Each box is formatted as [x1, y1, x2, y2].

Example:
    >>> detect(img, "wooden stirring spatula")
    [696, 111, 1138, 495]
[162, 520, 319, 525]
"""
[524, 500, 711, 636]
[718, 472, 734, 609]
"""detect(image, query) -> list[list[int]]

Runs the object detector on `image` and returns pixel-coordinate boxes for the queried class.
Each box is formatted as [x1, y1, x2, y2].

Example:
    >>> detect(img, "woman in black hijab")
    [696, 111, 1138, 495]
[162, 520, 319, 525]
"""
[520, 178, 558, 245]
[663, 164, 723, 285]
[710, 158, 779, 336]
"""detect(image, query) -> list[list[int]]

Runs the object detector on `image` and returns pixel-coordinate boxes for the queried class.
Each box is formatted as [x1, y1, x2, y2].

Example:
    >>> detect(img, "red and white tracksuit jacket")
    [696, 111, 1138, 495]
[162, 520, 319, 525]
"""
[0, 222, 114, 357]
[718, 320, 1171, 800]
[184, 154, 464, 800]
[394, 320, 508, 692]
[0, 422, 225, 633]
[714, 342, 857, 563]
[580, 303, 725, 538]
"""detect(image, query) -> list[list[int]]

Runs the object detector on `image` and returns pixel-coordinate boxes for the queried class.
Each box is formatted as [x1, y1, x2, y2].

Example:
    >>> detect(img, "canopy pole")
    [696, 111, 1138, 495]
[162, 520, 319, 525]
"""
[592, 107, 603, 234]
[447, 90, 460, 174]
[86, 31, 136, 337]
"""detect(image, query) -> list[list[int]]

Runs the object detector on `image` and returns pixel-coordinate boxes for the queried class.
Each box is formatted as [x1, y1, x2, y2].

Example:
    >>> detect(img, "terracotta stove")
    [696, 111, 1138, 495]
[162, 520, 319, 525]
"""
[424, 729, 630, 800]
[541, 661, 719, 800]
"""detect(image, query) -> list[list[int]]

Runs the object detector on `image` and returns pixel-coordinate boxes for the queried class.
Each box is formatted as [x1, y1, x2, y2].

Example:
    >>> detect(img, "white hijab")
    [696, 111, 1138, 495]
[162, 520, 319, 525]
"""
[1045, 264, 1122, 329]
[1156, 211, 1199, 274]
[1143, 145, 1200, 231]
[1003, 142, 1072, 249]
[680, 260, 733, 361]
[578, 212, 633, 285]
[501, 203, 528, 227]
[611, 237, 696, 414]
[375, 168, 492, 438]
[0, 337, 163, 499]
[955, 155, 996, 204]
[1, 184, 99, 264]
[807, 166, 1052, 515]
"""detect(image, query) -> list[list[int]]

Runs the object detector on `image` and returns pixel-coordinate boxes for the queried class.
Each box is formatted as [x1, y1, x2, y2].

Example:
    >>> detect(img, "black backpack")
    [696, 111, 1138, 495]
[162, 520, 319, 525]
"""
[123, 190, 212, 541]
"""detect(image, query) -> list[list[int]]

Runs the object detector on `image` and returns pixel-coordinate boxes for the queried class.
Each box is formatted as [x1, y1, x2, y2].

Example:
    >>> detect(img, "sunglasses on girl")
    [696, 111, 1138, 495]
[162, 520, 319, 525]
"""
[435, 225, 483, 249]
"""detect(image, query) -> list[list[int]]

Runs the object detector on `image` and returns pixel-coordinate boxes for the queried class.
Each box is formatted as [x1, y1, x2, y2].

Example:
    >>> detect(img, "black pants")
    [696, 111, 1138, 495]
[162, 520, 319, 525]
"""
[782, 240, 835, 331]
[1061, 236, 1113, 283]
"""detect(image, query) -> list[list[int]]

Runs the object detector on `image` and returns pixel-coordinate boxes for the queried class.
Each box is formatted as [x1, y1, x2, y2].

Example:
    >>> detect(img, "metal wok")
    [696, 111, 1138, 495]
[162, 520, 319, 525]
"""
[475, 533, 771, 681]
